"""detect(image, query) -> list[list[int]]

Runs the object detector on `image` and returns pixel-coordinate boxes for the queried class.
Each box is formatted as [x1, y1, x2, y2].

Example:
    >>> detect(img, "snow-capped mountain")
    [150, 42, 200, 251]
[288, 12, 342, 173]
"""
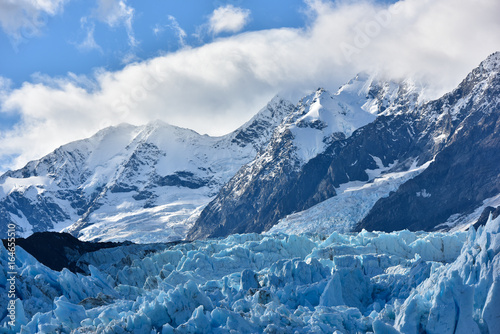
[190, 52, 500, 238]
[0, 70, 427, 243]
[1, 53, 500, 333]
[0, 97, 295, 242]
[2, 52, 499, 243]
[271, 56, 500, 235]
[188, 74, 427, 239]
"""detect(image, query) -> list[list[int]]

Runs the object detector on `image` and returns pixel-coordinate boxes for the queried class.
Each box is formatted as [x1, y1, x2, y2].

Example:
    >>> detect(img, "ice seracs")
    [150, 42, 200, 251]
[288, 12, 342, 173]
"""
[2, 206, 498, 333]
[393, 213, 500, 333]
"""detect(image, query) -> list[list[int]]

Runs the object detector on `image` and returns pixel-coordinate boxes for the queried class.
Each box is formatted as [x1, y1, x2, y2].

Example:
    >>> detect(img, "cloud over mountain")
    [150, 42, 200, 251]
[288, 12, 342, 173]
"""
[0, 0, 499, 172]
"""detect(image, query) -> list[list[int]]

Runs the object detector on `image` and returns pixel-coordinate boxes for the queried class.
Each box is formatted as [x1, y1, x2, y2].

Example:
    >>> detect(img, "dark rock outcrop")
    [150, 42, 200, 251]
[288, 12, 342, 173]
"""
[2, 232, 126, 272]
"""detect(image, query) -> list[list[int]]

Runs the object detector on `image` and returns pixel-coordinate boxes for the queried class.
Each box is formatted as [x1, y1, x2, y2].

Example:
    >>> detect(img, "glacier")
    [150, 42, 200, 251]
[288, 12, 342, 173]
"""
[269, 159, 432, 235]
[1, 214, 498, 333]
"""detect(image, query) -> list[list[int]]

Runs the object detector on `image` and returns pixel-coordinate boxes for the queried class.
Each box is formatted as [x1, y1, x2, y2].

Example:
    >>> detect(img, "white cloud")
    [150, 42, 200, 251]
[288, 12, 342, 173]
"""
[94, 0, 137, 47]
[0, 0, 68, 43]
[76, 19, 101, 52]
[209, 5, 251, 35]
[120, 52, 140, 65]
[0, 76, 12, 107]
[0, 76, 12, 92]
[167, 15, 187, 47]
[153, 24, 164, 36]
[0, 0, 499, 171]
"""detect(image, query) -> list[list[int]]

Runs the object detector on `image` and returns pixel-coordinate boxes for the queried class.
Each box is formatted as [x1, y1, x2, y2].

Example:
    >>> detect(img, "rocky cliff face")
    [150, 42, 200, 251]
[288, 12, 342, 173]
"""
[358, 53, 500, 231]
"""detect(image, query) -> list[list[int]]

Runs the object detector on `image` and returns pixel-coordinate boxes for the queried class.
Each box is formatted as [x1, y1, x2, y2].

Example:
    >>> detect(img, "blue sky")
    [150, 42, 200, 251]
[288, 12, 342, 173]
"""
[0, 0, 309, 142]
[0, 0, 308, 87]
[0, 0, 499, 172]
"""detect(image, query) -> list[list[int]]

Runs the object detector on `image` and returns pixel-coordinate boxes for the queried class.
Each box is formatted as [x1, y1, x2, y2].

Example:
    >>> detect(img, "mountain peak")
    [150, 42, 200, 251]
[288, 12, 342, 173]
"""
[93, 122, 137, 137]
[336, 73, 374, 97]
[460, 51, 500, 86]
[315, 87, 327, 94]
[145, 119, 169, 128]
[479, 51, 500, 72]
[228, 95, 295, 150]
[334, 73, 427, 116]
[267, 94, 288, 105]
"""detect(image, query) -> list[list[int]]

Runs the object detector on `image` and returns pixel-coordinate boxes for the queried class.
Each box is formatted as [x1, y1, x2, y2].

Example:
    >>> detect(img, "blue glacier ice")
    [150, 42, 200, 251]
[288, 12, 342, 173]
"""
[0, 215, 498, 333]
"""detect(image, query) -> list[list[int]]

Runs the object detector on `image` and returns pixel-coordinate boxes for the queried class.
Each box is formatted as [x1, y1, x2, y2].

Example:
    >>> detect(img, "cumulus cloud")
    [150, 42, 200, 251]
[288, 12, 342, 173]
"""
[93, 0, 136, 47]
[209, 5, 251, 35]
[0, 0, 500, 171]
[0, 0, 68, 43]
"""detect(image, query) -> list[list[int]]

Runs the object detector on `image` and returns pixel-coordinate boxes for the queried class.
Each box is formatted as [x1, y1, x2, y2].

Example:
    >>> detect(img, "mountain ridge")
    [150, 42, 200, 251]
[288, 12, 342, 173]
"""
[188, 73, 430, 239]
[358, 52, 500, 231]
[0, 96, 295, 242]
[1, 52, 499, 242]
[189, 52, 500, 239]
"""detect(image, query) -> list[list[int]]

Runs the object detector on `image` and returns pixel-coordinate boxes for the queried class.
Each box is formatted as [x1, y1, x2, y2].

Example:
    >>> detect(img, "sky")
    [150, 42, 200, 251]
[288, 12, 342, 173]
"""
[0, 0, 499, 172]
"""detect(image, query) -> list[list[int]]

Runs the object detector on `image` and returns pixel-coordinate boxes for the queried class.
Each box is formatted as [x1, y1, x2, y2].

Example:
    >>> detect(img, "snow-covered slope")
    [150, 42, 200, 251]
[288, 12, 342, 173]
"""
[2, 204, 499, 333]
[0, 96, 295, 242]
[336, 72, 426, 117]
[287, 87, 377, 163]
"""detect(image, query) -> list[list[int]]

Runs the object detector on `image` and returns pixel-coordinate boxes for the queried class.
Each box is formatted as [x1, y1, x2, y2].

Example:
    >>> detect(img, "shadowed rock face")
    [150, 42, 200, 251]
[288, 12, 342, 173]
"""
[358, 110, 500, 232]
[190, 130, 339, 239]
[473, 206, 500, 230]
[190, 52, 500, 238]
[189, 112, 429, 239]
